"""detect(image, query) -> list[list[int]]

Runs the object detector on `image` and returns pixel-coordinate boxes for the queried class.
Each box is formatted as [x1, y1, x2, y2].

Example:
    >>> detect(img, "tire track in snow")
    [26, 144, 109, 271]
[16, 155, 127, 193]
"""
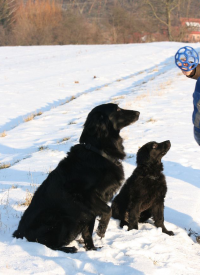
[0, 59, 175, 169]
[0, 57, 173, 134]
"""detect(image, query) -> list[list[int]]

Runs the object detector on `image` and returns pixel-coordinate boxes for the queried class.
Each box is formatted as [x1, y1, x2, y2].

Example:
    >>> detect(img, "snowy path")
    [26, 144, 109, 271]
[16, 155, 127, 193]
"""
[0, 43, 200, 274]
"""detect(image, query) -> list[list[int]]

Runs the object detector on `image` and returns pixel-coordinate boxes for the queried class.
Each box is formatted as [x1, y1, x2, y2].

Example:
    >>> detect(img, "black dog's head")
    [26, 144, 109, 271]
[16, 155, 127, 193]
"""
[80, 103, 140, 142]
[136, 140, 171, 165]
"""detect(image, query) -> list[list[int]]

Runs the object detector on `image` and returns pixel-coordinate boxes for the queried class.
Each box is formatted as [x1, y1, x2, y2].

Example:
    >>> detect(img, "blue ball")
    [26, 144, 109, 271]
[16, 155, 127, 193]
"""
[175, 46, 199, 71]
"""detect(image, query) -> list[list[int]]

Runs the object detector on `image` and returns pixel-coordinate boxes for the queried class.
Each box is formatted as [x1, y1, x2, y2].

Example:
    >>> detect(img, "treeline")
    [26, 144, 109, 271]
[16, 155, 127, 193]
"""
[0, 0, 200, 46]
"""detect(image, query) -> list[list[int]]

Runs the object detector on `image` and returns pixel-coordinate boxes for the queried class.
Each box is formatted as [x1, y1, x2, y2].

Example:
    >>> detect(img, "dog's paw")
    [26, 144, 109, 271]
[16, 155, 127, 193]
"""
[58, 246, 78, 253]
[85, 245, 102, 251]
[165, 230, 174, 236]
[96, 224, 107, 238]
[128, 224, 138, 231]
[120, 220, 129, 228]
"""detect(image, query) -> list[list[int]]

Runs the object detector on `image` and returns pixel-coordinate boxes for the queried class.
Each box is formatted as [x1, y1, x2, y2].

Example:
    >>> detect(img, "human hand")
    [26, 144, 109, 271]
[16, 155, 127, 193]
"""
[181, 69, 195, 76]
[181, 60, 195, 76]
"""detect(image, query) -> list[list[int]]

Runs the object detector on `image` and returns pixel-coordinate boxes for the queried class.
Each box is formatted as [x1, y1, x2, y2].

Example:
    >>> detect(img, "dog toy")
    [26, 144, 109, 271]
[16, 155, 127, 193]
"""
[175, 46, 199, 71]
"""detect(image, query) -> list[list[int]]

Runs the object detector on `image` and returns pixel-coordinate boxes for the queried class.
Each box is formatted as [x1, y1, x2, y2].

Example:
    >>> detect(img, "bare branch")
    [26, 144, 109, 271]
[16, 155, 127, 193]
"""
[146, 0, 168, 27]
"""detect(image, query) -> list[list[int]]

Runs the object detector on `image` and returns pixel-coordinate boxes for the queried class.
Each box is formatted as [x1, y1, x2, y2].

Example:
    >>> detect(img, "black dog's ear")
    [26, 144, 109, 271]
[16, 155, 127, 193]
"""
[152, 143, 158, 149]
[80, 112, 111, 142]
[136, 146, 150, 165]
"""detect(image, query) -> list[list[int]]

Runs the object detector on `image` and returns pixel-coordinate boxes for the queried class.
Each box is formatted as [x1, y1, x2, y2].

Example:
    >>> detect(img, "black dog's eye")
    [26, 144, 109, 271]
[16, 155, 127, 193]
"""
[117, 108, 121, 112]
[152, 143, 158, 149]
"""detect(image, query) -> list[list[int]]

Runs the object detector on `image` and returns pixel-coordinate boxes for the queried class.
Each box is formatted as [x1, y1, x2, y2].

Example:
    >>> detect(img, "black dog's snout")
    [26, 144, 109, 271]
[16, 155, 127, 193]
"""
[136, 111, 140, 117]
[166, 140, 171, 147]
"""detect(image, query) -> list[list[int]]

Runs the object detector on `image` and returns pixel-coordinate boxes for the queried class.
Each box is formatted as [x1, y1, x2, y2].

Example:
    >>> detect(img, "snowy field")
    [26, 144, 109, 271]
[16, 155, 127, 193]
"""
[0, 42, 200, 274]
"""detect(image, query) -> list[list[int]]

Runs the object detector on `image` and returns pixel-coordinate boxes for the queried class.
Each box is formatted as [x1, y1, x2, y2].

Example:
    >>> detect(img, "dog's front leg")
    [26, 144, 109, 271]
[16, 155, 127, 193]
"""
[152, 203, 174, 236]
[96, 208, 112, 238]
[82, 224, 97, 251]
[128, 203, 141, 231]
[90, 192, 112, 238]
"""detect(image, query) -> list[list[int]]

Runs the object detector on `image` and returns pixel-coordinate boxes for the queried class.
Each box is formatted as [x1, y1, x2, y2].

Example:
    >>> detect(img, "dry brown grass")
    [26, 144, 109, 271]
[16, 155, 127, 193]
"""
[134, 93, 150, 102]
[36, 111, 43, 116]
[60, 96, 76, 106]
[11, 185, 17, 189]
[57, 137, 70, 143]
[38, 146, 47, 151]
[151, 67, 158, 72]
[132, 79, 173, 104]
[24, 114, 34, 122]
[159, 80, 172, 90]
[23, 111, 43, 122]
[13, 0, 63, 45]
[112, 95, 125, 100]
[0, 163, 11, 169]
[111, 95, 126, 104]
[69, 121, 77, 125]
[7, 0, 104, 46]
[19, 189, 33, 207]
[0, 131, 7, 137]
[147, 118, 157, 123]
[68, 96, 76, 102]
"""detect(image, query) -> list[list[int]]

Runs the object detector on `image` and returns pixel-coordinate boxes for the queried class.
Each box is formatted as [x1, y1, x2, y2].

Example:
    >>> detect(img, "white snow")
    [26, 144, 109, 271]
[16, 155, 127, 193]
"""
[0, 42, 200, 274]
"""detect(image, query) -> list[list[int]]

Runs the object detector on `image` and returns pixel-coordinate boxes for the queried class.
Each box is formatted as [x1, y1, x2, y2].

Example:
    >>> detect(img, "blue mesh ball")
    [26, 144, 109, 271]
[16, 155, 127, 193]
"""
[175, 46, 199, 71]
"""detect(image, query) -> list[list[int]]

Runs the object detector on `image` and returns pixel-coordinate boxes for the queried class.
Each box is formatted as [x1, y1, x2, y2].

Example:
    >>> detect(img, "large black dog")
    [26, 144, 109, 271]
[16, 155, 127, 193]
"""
[13, 103, 140, 253]
[112, 140, 174, 236]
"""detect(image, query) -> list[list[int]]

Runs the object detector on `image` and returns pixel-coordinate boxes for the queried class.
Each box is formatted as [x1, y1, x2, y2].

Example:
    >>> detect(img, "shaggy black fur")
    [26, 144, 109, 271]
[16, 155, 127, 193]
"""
[112, 140, 174, 236]
[13, 103, 140, 253]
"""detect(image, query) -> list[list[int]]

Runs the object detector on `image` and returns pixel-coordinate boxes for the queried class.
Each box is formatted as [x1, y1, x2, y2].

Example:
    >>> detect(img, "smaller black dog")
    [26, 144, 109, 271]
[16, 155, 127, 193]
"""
[112, 140, 174, 236]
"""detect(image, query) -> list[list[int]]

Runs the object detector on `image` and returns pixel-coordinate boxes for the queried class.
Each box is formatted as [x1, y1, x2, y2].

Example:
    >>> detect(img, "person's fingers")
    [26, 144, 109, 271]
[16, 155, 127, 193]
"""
[181, 69, 194, 76]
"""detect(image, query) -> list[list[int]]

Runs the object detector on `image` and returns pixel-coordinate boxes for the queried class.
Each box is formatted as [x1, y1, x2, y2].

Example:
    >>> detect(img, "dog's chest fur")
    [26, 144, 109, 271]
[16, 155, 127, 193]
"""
[123, 175, 167, 222]
[97, 163, 124, 202]
[129, 172, 167, 210]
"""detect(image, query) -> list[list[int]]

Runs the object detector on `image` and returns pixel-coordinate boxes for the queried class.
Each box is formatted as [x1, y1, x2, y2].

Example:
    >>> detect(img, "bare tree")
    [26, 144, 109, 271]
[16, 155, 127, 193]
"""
[145, 0, 181, 41]
[0, 0, 16, 26]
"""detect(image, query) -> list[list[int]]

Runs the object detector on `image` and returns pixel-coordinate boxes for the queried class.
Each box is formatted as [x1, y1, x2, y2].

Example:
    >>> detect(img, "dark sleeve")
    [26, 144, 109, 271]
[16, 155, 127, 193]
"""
[187, 64, 200, 80]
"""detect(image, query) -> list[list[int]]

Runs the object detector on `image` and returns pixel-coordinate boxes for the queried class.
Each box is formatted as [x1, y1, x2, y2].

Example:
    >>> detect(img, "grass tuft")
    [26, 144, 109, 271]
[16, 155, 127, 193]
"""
[0, 131, 7, 137]
[38, 146, 48, 151]
[24, 111, 43, 122]
[24, 114, 34, 122]
[0, 163, 11, 169]
[57, 137, 70, 143]
[147, 118, 157, 123]
[19, 190, 33, 207]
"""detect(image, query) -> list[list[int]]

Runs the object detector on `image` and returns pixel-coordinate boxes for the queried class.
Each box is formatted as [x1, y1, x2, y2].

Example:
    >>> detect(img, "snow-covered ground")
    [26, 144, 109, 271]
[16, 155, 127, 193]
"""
[0, 42, 200, 274]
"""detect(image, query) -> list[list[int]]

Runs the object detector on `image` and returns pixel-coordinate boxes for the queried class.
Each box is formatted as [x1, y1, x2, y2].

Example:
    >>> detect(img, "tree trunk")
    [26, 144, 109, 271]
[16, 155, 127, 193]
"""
[166, 0, 173, 41]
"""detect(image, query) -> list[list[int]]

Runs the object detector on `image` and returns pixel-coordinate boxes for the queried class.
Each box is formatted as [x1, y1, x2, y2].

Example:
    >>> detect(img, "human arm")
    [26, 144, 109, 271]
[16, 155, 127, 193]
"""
[182, 64, 200, 80]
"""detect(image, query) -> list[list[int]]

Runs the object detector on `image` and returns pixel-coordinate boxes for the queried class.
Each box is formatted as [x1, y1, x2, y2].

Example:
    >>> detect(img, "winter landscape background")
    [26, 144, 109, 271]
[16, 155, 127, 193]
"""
[0, 42, 200, 274]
